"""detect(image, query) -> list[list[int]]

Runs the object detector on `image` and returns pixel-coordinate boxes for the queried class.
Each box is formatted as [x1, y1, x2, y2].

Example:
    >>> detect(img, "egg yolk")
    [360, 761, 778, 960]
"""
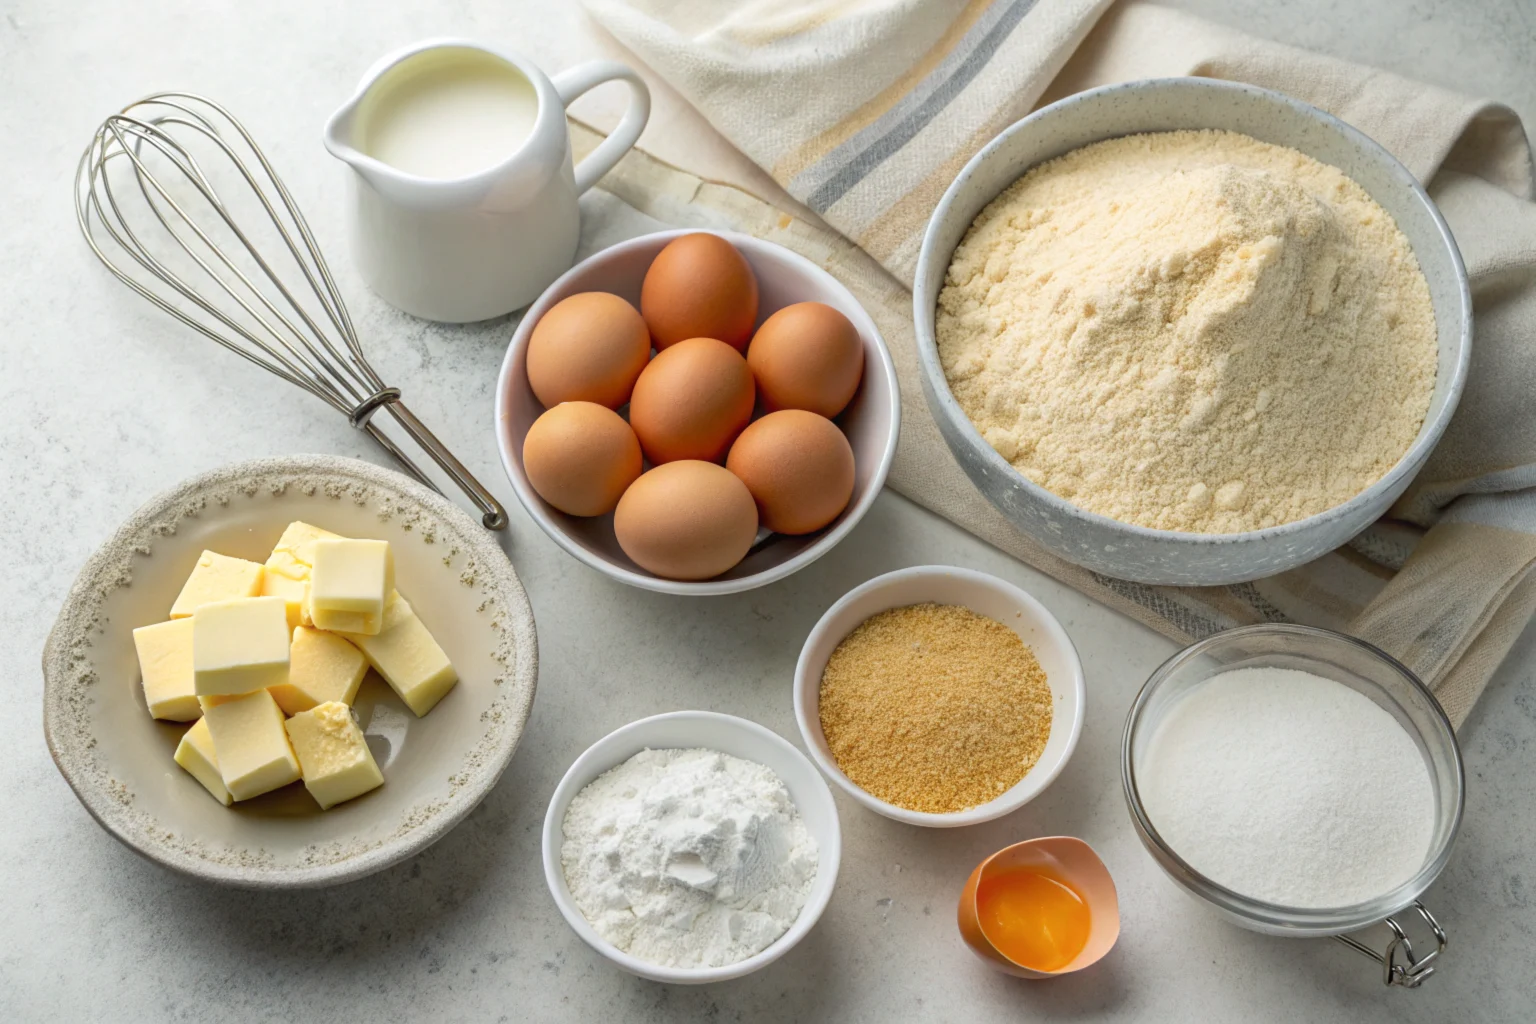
[975, 867, 1091, 972]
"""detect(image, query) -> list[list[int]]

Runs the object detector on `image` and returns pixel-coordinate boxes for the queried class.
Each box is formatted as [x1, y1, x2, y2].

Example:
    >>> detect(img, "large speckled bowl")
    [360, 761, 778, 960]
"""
[913, 78, 1471, 585]
[42, 455, 538, 888]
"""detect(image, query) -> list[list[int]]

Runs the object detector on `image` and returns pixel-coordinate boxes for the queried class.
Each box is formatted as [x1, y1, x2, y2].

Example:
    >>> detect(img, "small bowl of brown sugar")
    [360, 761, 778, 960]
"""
[793, 566, 1085, 826]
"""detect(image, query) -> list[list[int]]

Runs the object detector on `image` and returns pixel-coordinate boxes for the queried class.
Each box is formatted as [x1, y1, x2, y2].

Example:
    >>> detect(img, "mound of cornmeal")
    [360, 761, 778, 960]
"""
[937, 129, 1437, 534]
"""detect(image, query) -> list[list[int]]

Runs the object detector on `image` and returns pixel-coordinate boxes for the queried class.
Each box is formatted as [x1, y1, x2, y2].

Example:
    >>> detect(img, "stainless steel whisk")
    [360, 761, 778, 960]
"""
[74, 92, 508, 530]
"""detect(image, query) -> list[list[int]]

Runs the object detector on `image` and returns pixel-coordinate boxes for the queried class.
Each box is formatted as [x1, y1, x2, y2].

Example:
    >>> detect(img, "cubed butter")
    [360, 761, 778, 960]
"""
[307, 539, 394, 635]
[131, 617, 200, 721]
[169, 550, 264, 619]
[284, 701, 384, 810]
[339, 592, 457, 716]
[263, 521, 339, 627]
[264, 521, 341, 580]
[173, 717, 233, 806]
[269, 626, 368, 715]
[192, 596, 291, 696]
[261, 572, 309, 630]
[202, 689, 301, 800]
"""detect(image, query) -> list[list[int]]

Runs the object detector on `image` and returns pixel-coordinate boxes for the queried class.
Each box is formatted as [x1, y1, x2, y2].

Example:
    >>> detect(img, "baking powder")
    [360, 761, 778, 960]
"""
[560, 747, 818, 968]
[1138, 667, 1434, 908]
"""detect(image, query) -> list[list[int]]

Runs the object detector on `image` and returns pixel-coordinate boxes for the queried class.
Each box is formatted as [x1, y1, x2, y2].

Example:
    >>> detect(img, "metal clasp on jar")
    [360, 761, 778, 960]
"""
[1335, 901, 1447, 987]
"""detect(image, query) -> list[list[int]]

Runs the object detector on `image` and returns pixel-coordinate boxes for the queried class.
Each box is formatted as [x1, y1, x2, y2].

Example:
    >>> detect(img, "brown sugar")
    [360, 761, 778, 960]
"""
[817, 602, 1053, 814]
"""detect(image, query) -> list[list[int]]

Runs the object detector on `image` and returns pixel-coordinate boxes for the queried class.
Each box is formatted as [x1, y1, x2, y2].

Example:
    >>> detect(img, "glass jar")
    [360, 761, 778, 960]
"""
[1122, 623, 1463, 946]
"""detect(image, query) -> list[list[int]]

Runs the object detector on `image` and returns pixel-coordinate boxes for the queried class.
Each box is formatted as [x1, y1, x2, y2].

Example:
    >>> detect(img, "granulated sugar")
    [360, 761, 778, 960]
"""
[937, 130, 1437, 533]
[1138, 667, 1434, 908]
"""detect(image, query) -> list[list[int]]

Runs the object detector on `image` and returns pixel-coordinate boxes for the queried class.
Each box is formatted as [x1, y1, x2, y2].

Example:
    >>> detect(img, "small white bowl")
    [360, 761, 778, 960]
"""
[793, 566, 1085, 827]
[495, 229, 900, 595]
[541, 710, 841, 984]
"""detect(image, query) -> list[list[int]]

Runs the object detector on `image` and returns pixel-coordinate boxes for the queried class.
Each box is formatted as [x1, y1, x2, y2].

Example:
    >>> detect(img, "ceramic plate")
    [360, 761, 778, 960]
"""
[42, 455, 538, 888]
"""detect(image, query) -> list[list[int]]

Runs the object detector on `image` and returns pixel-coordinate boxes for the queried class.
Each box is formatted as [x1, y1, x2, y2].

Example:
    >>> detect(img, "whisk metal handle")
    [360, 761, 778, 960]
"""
[355, 393, 507, 530]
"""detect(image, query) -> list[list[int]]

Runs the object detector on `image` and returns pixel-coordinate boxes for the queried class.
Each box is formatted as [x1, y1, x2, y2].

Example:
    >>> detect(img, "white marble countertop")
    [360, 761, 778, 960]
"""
[4, 1, 1533, 1020]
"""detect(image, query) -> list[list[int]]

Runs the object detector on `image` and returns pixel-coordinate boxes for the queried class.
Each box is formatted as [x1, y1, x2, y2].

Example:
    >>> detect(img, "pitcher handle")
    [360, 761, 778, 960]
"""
[552, 61, 651, 195]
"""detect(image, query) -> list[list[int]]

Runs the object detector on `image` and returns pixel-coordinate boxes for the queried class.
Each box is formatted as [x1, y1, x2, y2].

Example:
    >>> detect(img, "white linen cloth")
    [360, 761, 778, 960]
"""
[581, 0, 1536, 727]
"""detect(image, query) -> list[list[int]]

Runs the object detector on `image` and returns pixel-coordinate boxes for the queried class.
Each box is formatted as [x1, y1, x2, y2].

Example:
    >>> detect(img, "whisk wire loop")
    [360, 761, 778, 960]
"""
[75, 92, 508, 530]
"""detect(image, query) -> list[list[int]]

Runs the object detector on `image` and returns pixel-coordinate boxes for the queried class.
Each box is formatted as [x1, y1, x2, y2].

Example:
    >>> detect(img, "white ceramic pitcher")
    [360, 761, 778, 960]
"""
[324, 39, 650, 323]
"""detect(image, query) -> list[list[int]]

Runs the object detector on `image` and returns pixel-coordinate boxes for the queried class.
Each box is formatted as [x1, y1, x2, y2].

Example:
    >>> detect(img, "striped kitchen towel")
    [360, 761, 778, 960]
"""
[582, 0, 1536, 728]
[583, 0, 1114, 286]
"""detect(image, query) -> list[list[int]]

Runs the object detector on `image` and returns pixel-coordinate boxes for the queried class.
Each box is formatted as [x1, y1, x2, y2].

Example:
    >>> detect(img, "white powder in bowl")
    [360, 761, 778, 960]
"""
[1138, 667, 1434, 908]
[560, 747, 818, 969]
[937, 129, 1438, 534]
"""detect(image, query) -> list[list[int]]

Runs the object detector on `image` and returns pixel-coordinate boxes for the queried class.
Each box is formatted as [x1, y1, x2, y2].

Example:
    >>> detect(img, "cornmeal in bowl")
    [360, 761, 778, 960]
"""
[937, 129, 1436, 534]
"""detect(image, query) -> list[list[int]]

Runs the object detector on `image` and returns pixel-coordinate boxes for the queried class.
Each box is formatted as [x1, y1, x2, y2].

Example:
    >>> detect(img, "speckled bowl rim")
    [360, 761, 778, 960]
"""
[912, 78, 1473, 555]
[41, 454, 539, 889]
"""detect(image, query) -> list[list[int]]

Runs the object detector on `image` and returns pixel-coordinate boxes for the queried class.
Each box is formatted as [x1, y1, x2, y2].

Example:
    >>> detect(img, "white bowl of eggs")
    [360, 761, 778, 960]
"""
[495, 230, 900, 595]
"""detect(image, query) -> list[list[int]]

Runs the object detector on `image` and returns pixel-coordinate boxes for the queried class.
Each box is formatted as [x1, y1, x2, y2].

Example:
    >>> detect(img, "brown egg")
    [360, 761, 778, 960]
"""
[628, 337, 755, 464]
[726, 410, 855, 535]
[522, 402, 642, 516]
[640, 234, 759, 351]
[746, 302, 865, 418]
[614, 461, 759, 580]
[526, 292, 651, 409]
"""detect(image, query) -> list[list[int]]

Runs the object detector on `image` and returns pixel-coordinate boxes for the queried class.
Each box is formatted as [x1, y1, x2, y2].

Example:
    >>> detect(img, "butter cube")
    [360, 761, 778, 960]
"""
[284, 701, 384, 810]
[202, 689, 301, 800]
[132, 618, 200, 721]
[269, 626, 368, 715]
[173, 717, 233, 806]
[169, 550, 264, 619]
[265, 521, 342, 580]
[307, 539, 394, 635]
[339, 592, 457, 716]
[263, 522, 339, 627]
[261, 573, 309, 630]
[192, 596, 291, 696]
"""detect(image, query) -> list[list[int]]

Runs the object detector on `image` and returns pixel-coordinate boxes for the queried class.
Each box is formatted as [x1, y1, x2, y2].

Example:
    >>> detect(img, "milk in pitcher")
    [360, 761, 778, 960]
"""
[355, 48, 540, 179]
[325, 39, 650, 321]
